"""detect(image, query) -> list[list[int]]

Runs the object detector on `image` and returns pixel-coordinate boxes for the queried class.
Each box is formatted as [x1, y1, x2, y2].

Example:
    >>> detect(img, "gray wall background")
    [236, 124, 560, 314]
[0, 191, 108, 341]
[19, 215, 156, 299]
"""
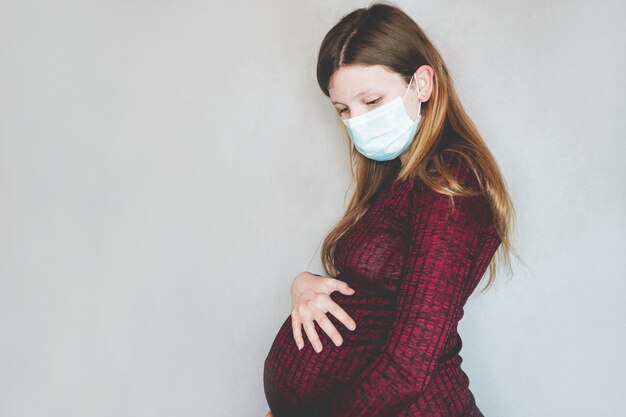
[1, 1, 624, 416]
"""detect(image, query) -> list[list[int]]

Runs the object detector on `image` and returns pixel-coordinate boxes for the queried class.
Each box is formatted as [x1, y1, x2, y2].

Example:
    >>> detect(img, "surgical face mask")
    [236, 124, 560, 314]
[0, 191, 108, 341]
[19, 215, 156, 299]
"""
[341, 73, 422, 161]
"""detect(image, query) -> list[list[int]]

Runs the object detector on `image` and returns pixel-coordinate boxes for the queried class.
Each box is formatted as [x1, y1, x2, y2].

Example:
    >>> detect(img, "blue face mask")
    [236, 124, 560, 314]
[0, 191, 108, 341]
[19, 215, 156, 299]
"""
[341, 73, 422, 161]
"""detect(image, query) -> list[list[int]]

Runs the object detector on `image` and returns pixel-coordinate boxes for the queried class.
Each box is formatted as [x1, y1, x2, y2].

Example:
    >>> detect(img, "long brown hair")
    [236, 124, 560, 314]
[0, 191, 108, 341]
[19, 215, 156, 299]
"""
[316, 2, 520, 293]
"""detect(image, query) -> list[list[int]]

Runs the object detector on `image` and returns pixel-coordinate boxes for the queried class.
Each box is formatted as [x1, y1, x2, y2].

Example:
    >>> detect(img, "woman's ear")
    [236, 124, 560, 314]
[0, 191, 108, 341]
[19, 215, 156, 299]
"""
[415, 65, 434, 102]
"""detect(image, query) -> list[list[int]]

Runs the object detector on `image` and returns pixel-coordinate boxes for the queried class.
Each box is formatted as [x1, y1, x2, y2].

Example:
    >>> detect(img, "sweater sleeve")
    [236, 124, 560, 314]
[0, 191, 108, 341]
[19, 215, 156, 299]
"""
[327, 157, 491, 417]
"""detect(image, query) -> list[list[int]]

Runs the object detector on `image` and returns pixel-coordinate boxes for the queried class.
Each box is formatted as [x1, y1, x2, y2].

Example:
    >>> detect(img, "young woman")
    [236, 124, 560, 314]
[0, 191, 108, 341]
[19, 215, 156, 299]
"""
[263, 3, 517, 417]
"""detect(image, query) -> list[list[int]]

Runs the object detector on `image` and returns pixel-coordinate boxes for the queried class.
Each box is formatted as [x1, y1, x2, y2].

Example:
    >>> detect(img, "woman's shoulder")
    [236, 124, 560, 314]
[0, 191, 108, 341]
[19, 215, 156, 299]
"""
[405, 151, 493, 226]
[408, 150, 482, 195]
[439, 151, 483, 191]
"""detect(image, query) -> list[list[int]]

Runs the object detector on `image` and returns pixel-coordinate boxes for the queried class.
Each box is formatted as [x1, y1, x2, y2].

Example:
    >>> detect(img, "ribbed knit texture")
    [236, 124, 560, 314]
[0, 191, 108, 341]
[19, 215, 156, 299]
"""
[264, 152, 501, 417]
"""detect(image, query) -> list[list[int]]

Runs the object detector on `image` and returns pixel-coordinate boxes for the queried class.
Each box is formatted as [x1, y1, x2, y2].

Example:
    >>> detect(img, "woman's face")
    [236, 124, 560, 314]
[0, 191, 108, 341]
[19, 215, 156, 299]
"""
[328, 64, 432, 122]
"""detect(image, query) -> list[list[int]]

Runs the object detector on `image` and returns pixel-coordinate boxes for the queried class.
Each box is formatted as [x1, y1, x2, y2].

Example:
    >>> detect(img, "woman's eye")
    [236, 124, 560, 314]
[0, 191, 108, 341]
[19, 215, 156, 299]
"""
[339, 98, 381, 114]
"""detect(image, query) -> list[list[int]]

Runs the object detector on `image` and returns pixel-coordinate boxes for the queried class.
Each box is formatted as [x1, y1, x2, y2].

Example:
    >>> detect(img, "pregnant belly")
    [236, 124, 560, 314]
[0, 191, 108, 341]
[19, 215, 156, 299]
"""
[263, 290, 394, 417]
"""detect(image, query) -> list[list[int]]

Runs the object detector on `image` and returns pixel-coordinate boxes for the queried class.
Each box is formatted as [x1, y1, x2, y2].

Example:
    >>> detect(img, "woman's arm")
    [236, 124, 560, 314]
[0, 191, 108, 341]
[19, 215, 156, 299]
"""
[327, 157, 497, 417]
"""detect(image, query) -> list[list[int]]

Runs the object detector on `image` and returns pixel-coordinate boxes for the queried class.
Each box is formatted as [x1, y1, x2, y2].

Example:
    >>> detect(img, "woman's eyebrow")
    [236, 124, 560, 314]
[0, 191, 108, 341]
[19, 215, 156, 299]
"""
[331, 89, 375, 105]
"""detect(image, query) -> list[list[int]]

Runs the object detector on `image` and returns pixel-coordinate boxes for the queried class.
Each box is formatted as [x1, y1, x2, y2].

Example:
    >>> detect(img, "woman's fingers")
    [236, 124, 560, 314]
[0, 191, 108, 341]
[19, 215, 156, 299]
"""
[291, 316, 305, 350]
[323, 299, 357, 332]
[315, 313, 344, 347]
[290, 294, 358, 352]
[302, 320, 324, 353]
[324, 277, 356, 296]
[265, 410, 273, 417]
[291, 300, 323, 351]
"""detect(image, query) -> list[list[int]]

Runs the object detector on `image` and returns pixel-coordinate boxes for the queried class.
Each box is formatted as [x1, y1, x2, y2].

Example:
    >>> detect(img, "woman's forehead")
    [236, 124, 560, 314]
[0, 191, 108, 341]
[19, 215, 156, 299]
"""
[329, 65, 396, 87]
[329, 65, 401, 99]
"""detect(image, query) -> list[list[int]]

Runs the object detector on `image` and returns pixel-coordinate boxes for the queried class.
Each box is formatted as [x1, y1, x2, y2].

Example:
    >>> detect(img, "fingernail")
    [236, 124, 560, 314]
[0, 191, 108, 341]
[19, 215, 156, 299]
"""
[350, 324, 356, 331]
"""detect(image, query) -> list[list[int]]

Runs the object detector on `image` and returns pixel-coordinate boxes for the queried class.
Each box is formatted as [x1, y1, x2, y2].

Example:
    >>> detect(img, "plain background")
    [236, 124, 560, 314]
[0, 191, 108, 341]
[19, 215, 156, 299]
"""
[1, 0, 624, 416]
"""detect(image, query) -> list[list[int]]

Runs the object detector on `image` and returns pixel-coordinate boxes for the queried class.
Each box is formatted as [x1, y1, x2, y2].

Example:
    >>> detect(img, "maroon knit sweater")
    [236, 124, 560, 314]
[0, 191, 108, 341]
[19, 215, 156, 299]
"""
[263, 152, 501, 417]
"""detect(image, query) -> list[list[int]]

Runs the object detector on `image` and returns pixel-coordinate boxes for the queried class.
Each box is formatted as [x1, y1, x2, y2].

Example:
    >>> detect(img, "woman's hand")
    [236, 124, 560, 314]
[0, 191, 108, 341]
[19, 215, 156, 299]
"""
[264, 410, 273, 417]
[290, 271, 357, 353]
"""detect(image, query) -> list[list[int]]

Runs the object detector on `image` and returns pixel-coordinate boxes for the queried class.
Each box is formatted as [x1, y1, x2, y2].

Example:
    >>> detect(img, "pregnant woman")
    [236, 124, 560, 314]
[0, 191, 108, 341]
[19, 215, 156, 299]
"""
[264, 3, 517, 417]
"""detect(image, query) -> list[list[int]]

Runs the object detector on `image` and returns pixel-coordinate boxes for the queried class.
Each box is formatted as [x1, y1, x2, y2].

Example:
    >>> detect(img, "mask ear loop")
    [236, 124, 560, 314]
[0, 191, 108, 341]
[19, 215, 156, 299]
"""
[402, 72, 422, 117]
[402, 73, 415, 102]
[416, 79, 422, 116]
